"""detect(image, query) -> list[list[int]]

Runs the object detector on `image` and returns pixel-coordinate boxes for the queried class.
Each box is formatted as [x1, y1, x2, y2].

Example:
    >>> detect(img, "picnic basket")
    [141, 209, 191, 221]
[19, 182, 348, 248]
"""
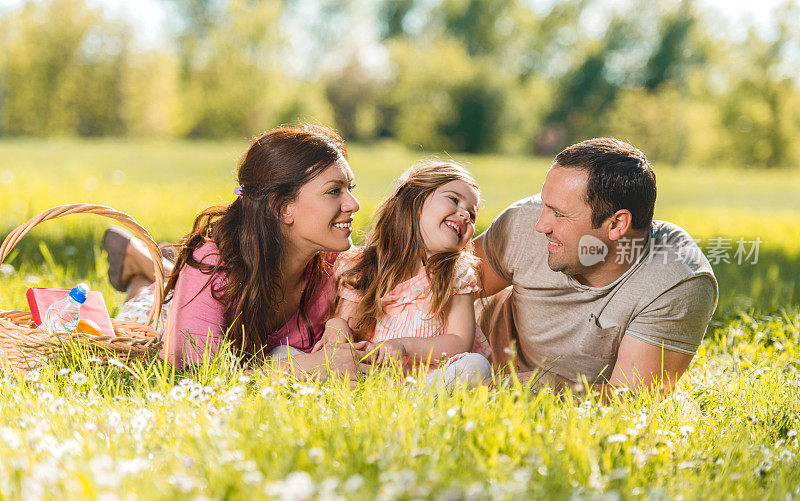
[0, 204, 164, 372]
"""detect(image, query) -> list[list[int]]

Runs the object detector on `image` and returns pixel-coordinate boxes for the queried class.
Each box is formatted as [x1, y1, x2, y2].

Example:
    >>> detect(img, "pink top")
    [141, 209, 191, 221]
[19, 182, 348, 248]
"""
[161, 241, 336, 367]
[335, 251, 480, 343]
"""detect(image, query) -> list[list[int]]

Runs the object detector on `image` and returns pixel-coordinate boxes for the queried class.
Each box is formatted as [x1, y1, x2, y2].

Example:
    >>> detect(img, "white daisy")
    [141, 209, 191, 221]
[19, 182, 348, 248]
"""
[71, 372, 87, 385]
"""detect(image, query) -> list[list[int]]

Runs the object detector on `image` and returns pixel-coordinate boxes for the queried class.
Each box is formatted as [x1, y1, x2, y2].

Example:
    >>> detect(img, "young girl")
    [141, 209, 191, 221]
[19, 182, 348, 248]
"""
[313, 160, 491, 387]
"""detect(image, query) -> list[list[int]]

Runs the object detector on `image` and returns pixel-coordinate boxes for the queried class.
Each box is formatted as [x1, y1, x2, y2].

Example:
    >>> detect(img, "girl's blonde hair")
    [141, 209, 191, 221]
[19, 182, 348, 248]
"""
[338, 160, 480, 341]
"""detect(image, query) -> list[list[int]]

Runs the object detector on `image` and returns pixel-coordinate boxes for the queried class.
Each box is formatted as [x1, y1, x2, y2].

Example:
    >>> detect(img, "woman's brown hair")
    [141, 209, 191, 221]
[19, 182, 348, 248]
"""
[338, 160, 479, 341]
[164, 124, 346, 359]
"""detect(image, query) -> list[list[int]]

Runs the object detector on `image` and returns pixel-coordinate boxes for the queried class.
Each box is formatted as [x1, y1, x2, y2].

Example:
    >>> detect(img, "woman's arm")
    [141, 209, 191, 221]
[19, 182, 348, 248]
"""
[265, 296, 371, 383]
[372, 293, 476, 365]
[161, 266, 226, 368]
[271, 342, 371, 384]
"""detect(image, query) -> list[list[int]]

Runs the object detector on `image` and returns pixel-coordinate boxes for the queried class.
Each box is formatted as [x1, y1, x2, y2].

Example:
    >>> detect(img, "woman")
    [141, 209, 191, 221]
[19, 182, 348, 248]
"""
[106, 124, 368, 379]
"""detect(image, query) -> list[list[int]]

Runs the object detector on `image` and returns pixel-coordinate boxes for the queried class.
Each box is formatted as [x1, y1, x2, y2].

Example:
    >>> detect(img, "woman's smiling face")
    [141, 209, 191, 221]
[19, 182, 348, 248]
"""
[281, 157, 360, 254]
[418, 180, 479, 256]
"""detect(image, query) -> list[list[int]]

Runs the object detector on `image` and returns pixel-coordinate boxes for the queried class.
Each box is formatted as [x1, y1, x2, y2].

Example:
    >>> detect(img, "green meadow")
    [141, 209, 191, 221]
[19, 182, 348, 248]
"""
[1, 139, 799, 499]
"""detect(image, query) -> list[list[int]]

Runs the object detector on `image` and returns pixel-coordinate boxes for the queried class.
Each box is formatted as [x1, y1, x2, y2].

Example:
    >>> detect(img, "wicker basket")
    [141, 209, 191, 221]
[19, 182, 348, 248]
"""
[0, 204, 165, 372]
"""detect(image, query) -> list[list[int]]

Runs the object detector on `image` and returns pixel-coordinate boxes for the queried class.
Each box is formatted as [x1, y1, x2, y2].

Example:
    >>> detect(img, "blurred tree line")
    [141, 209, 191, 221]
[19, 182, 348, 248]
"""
[0, 0, 798, 167]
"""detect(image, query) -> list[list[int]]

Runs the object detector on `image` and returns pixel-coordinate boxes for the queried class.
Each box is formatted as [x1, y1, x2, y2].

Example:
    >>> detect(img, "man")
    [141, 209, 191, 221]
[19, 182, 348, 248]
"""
[475, 138, 717, 395]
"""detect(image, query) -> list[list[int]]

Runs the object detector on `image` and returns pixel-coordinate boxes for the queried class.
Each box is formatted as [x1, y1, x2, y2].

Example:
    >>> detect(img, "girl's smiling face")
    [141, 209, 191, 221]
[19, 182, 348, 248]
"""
[419, 180, 479, 256]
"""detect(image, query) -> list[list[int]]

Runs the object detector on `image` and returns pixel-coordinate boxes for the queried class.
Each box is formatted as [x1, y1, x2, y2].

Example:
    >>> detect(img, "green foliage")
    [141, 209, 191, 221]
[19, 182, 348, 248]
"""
[715, 13, 800, 169]
[377, 0, 416, 40]
[435, 0, 517, 57]
[496, 75, 554, 154]
[0, 0, 125, 136]
[6, 339, 800, 498]
[171, 0, 284, 138]
[323, 58, 387, 141]
[546, 45, 617, 143]
[642, 3, 701, 91]
[383, 39, 508, 153]
[120, 51, 183, 138]
[1, 0, 800, 166]
[0, 310, 798, 499]
[603, 85, 691, 165]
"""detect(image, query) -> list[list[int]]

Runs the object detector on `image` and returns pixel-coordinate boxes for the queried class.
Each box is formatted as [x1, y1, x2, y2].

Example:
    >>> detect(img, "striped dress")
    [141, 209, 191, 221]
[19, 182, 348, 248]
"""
[335, 251, 492, 357]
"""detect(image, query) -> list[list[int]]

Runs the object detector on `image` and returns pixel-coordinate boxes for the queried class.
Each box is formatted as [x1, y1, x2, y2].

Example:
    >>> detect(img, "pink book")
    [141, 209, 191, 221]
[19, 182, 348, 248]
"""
[26, 288, 115, 337]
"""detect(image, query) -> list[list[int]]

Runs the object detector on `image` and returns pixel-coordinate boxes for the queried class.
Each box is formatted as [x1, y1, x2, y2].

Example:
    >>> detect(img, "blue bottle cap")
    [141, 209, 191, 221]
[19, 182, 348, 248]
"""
[68, 283, 89, 304]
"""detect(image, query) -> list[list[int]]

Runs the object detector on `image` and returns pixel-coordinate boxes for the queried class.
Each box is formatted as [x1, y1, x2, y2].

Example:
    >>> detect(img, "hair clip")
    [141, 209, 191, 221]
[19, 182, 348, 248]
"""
[234, 185, 244, 196]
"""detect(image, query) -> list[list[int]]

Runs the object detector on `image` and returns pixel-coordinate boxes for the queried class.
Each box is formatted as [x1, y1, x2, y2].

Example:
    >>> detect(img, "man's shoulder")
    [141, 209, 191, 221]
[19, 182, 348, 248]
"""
[490, 194, 543, 227]
[649, 220, 714, 279]
[486, 194, 548, 240]
[481, 194, 548, 282]
[651, 219, 696, 242]
[626, 220, 718, 310]
[510, 193, 543, 212]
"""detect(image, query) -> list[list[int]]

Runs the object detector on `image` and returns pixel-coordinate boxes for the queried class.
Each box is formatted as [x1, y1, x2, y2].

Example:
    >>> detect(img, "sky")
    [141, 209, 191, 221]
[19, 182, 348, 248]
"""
[124, 0, 790, 43]
[0, 0, 792, 55]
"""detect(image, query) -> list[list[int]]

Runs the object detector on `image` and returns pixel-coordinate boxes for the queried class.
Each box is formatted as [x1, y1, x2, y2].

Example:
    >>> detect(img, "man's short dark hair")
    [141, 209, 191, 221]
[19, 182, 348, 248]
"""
[554, 138, 657, 230]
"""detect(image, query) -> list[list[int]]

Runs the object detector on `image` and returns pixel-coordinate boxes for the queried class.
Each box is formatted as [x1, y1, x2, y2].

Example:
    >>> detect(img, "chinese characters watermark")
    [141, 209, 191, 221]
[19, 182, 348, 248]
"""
[577, 235, 762, 266]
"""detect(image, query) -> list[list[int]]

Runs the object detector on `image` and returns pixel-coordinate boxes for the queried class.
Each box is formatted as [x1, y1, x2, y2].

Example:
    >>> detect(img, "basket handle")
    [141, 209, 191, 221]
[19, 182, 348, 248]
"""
[0, 204, 165, 330]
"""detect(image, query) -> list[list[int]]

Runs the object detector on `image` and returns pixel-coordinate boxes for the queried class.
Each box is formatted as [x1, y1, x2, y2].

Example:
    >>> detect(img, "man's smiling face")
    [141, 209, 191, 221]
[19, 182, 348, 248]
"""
[534, 165, 607, 276]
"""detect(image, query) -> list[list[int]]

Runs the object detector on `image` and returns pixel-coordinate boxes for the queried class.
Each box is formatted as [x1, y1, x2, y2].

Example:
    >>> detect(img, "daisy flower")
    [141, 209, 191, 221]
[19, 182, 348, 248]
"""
[71, 372, 88, 385]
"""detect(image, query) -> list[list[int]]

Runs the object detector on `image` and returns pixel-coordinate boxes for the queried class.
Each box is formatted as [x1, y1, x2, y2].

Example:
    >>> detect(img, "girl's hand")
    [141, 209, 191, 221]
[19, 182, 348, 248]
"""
[369, 339, 407, 366]
[312, 317, 353, 352]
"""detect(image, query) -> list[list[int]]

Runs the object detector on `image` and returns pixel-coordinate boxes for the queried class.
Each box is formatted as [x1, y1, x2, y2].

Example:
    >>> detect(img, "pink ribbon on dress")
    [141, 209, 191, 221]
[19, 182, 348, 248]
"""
[381, 275, 430, 317]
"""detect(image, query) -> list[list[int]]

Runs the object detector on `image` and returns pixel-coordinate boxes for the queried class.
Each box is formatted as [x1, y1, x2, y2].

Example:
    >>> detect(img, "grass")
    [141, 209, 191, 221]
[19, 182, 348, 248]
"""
[1, 138, 799, 499]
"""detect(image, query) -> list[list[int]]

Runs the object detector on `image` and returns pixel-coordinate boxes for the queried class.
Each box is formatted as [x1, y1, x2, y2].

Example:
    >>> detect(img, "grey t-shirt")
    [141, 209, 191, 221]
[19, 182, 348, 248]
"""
[480, 195, 718, 383]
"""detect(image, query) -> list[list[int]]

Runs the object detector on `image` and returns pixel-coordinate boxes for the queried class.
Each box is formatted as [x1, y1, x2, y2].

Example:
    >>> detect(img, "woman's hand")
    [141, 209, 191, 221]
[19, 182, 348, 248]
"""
[280, 341, 371, 387]
[320, 340, 371, 380]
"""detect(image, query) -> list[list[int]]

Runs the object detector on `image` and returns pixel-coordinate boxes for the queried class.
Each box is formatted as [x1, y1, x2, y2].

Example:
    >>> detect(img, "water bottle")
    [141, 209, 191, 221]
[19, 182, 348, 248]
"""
[43, 283, 89, 333]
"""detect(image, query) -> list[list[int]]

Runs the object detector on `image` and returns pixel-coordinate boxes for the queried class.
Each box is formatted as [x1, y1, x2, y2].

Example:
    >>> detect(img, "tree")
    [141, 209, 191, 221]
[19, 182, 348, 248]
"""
[168, 0, 287, 137]
[715, 2, 800, 167]
[0, 0, 131, 136]
[643, 2, 700, 91]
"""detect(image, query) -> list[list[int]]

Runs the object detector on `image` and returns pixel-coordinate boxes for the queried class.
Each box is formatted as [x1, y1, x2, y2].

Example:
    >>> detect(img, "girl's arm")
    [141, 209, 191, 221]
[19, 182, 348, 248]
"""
[311, 298, 359, 352]
[373, 293, 476, 365]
